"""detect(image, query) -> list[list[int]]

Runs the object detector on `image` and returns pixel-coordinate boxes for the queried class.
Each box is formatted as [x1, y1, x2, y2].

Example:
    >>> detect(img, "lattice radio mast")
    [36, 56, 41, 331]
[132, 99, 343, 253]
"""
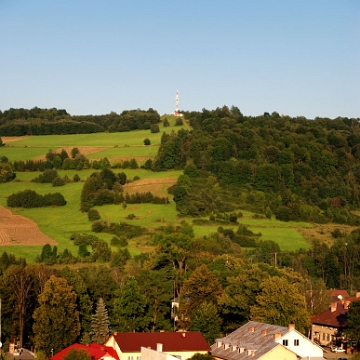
[175, 90, 179, 116]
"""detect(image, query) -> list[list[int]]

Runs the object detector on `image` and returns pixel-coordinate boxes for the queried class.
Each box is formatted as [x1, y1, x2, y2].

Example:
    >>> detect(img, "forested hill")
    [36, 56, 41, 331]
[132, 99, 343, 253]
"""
[154, 107, 360, 224]
[0, 107, 160, 135]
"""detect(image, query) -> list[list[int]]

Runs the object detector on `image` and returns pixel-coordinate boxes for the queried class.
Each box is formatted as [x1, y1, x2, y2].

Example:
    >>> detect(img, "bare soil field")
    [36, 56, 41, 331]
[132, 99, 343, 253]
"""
[2, 136, 32, 143]
[0, 206, 58, 246]
[123, 177, 177, 198]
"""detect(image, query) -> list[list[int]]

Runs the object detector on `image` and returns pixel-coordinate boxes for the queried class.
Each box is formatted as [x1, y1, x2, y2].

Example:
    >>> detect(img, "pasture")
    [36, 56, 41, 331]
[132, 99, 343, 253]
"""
[0, 127, 315, 262]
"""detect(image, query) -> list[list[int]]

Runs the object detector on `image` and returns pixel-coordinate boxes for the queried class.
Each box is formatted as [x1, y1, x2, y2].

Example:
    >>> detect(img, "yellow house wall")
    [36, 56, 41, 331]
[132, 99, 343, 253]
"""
[258, 345, 297, 360]
[121, 350, 208, 360]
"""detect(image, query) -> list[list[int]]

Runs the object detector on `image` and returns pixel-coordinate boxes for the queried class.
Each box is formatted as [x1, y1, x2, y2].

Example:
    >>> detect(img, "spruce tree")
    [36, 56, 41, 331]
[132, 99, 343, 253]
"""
[91, 298, 110, 344]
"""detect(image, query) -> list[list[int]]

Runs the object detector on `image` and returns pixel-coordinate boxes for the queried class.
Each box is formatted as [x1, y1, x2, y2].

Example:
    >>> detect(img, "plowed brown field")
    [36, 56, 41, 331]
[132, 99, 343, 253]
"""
[123, 177, 177, 197]
[0, 206, 57, 246]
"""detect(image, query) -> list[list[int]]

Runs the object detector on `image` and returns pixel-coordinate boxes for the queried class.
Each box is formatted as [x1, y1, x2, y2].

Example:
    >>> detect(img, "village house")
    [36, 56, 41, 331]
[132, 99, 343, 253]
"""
[104, 332, 210, 360]
[211, 321, 325, 360]
[310, 290, 360, 348]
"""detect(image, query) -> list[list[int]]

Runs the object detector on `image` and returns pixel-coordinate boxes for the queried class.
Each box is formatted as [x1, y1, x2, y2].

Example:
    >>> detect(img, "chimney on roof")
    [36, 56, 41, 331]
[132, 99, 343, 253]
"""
[239, 347, 244, 354]
[182, 333, 186, 338]
[248, 327, 255, 333]
[356, 292, 360, 298]
[331, 303, 337, 312]
[113, 332, 117, 336]
[261, 330, 267, 335]
[288, 324, 295, 330]
[345, 301, 350, 310]
[157, 344, 163, 353]
[247, 350, 256, 356]
[274, 333, 281, 340]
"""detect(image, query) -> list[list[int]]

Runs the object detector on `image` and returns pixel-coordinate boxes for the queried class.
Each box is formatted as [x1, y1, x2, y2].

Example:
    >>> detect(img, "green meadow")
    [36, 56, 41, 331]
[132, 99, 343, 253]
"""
[86, 145, 159, 159]
[0, 128, 313, 261]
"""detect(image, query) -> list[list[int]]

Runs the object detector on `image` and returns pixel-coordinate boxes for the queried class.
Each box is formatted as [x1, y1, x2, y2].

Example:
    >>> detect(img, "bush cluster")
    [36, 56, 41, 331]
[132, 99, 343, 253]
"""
[7, 190, 66, 208]
[92, 221, 146, 239]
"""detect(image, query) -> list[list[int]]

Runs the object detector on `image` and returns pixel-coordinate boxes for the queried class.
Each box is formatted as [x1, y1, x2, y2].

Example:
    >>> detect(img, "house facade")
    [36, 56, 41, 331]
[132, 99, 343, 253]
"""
[310, 291, 360, 347]
[211, 321, 324, 360]
[104, 332, 210, 360]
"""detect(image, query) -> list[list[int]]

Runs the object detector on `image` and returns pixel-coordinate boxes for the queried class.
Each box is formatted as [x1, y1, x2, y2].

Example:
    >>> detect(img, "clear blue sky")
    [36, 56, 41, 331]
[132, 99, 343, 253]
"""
[0, 0, 359, 118]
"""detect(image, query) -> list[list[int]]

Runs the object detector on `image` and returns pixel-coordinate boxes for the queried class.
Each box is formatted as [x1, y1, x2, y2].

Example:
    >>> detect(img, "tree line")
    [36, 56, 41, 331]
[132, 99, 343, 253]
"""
[0, 107, 160, 135]
[152, 108, 360, 225]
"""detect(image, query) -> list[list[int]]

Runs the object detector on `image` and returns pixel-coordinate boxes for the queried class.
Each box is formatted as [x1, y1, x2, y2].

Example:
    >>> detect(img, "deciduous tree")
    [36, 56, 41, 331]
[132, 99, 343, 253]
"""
[33, 276, 80, 356]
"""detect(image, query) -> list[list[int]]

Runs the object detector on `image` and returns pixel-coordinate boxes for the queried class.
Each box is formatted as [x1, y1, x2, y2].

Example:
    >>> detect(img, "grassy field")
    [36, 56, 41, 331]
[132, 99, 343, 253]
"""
[0, 126, 315, 262]
[86, 145, 159, 159]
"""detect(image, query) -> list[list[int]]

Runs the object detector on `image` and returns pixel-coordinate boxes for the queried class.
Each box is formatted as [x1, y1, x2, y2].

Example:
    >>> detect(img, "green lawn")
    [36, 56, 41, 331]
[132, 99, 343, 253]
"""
[87, 145, 158, 159]
[0, 147, 49, 161]
[250, 227, 310, 251]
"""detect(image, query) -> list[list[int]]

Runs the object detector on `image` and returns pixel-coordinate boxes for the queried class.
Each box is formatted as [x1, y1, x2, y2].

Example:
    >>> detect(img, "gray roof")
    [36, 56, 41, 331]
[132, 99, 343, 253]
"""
[210, 321, 293, 360]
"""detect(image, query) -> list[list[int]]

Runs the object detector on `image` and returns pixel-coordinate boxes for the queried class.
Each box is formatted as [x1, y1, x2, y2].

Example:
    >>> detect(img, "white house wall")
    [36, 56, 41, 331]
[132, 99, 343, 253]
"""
[275, 329, 323, 359]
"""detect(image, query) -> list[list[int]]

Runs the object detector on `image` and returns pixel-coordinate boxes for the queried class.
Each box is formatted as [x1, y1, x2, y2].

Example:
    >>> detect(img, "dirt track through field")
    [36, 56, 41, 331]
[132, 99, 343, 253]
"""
[0, 206, 58, 246]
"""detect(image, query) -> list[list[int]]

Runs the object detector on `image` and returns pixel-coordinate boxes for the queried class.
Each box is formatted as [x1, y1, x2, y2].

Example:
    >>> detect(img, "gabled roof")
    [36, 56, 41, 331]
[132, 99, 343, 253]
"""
[311, 302, 348, 328]
[90, 343, 120, 360]
[210, 321, 291, 360]
[311, 295, 360, 328]
[51, 343, 119, 360]
[109, 332, 210, 353]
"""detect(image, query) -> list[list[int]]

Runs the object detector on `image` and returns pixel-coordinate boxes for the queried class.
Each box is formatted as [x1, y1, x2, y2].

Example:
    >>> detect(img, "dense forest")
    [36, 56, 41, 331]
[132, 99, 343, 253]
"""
[1, 106, 360, 356]
[0, 107, 160, 135]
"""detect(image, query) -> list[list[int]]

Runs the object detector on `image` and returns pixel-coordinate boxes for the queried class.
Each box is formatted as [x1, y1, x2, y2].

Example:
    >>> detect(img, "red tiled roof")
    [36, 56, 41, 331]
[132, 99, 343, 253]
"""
[90, 344, 120, 360]
[51, 343, 119, 360]
[110, 332, 210, 353]
[311, 294, 360, 328]
[311, 303, 347, 328]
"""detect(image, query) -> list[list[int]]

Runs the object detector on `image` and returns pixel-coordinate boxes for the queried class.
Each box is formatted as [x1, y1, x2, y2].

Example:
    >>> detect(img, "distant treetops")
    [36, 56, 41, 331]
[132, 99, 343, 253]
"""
[0, 107, 160, 136]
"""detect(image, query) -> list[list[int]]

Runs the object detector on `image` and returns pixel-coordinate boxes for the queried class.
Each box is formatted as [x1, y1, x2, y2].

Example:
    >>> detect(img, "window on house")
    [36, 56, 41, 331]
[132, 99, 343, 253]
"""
[327, 334, 330, 341]
[294, 339, 299, 346]
[137, 356, 141, 360]
[282, 340, 288, 346]
[128, 356, 134, 360]
[322, 333, 326, 340]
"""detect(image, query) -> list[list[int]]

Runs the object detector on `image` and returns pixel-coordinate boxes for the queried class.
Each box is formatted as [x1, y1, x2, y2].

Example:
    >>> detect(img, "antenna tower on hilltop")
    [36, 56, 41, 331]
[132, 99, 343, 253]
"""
[174, 90, 180, 116]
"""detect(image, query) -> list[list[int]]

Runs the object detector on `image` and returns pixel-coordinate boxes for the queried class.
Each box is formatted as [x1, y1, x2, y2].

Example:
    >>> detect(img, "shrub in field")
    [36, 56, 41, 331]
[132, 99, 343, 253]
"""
[92, 220, 108, 233]
[88, 209, 101, 221]
[33, 169, 59, 183]
[7, 189, 66, 208]
[110, 248, 131, 269]
[92, 240, 111, 262]
[175, 118, 183, 126]
[0, 163, 16, 183]
[163, 118, 170, 127]
[150, 124, 160, 133]
[73, 173, 80, 182]
[144, 138, 151, 146]
[52, 176, 65, 187]
[104, 222, 145, 239]
[71, 233, 101, 245]
[43, 192, 67, 206]
[143, 159, 153, 169]
[78, 245, 90, 258]
[110, 236, 128, 247]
